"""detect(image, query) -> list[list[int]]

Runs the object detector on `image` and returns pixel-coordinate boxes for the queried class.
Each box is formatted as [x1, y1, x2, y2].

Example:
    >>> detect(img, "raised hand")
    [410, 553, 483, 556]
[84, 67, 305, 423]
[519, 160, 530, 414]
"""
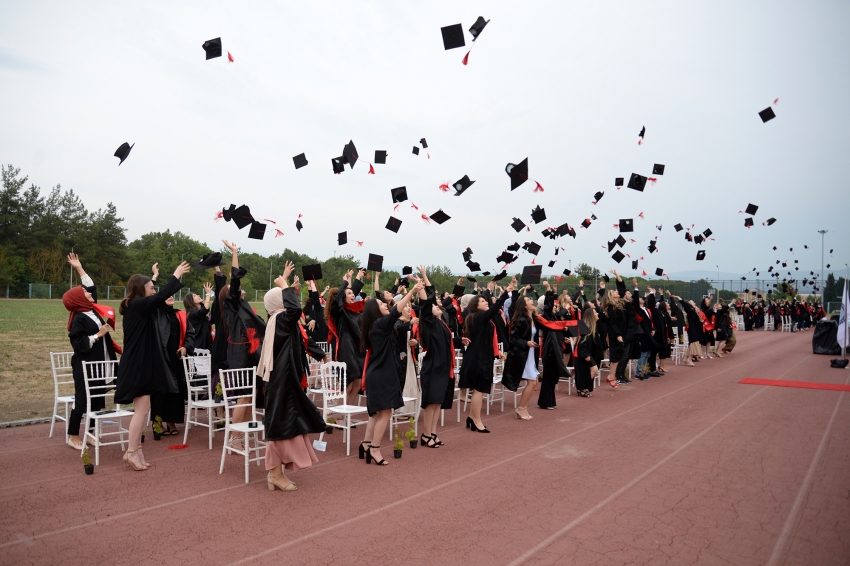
[203, 282, 212, 295]
[356, 268, 366, 280]
[579, 279, 585, 287]
[67, 253, 82, 271]
[542, 280, 551, 290]
[599, 281, 606, 290]
[151, 262, 160, 278]
[343, 269, 353, 282]
[172, 261, 190, 279]
[222, 240, 237, 253]
[282, 261, 295, 280]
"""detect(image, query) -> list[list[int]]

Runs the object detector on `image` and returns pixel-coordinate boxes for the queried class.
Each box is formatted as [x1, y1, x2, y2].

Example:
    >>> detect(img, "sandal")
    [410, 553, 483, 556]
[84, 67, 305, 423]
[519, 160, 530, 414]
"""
[421, 434, 437, 448]
[267, 472, 297, 491]
[606, 377, 619, 389]
[368, 446, 388, 466]
[123, 448, 148, 471]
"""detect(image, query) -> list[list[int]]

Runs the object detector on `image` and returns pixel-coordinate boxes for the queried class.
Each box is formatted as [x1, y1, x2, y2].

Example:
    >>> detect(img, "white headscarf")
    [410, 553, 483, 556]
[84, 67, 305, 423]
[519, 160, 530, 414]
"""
[256, 288, 285, 382]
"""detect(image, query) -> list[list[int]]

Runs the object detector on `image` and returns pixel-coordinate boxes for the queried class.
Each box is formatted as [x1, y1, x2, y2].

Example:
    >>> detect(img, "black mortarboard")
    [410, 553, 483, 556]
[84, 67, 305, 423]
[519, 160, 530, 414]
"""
[520, 265, 542, 285]
[462, 248, 473, 262]
[232, 205, 254, 229]
[337, 231, 347, 246]
[591, 214, 598, 221]
[391, 186, 408, 203]
[374, 150, 387, 164]
[466, 261, 481, 272]
[563, 269, 572, 277]
[114, 142, 134, 165]
[402, 266, 413, 275]
[639, 126, 645, 138]
[292, 153, 308, 169]
[685, 232, 693, 242]
[441, 24, 466, 50]
[581, 218, 591, 229]
[342, 140, 358, 169]
[696, 250, 706, 260]
[523, 241, 541, 255]
[765, 218, 777, 226]
[611, 250, 625, 263]
[759, 107, 776, 123]
[296, 219, 303, 231]
[827, 263, 831, 268]
[412, 146, 420, 155]
[655, 267, 664, 276]
[674, 223, 683, 232]
[247, 221, 266, 240]
[451, 284, 465, 297]
[703, 228, 712, 238]
[594, 191, 604, 203]
[202, 37, 222, 60]
[652, 164, 665, 175]
[469, 16, 489, 40]
[367, 253, 384, 272]
[419, 138, 428, 149]
[694, 234, 704, 245]
[603, 274, 610, 283]
[385, 216, 402, 233]
[511, 218, 526, 232]
[430, 210, 451, 224]
[221, 204, 236, 222]
[744, 217, 754, 227]
[628, 173, 648, 192]
[607, 240, 617, 253]
[541, 228, 552, 238]
[505, 158, 529, 191]
[507, 242, 520, 252]
[332, 157, 345, 174]
[745, 203, 759, 215]
[648, 240, 657, 254]
[466, 276, 476, 282]
[632, 260, 639, 270]
[496, 251, 516, 264]
[302, 264, 323, 281]
[492, 270, 507, 281]
[615, 177, 624, 187]
[547, 260, 557, 268]
[192, 252, 224, 270]
[557, 223, 574, 237]
[615, 234, 627, 248]
[619, 219, 634, 233]
[530, 205, 546, 224]
[453, 175, 475, 196]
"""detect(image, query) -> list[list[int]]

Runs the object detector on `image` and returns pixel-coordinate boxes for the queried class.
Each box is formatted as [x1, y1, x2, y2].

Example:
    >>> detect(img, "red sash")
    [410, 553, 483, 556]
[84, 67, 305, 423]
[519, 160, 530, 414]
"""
[491, 321, 500, 357]
[451, 297, 463, 326]
[326, 316, 340, 356]
[176, 310, 188, 349]
[343, 301, 366, 314]
[361, 349, 372, 389]
[533, 315, 578, 332]
[91, 303, 116, 329]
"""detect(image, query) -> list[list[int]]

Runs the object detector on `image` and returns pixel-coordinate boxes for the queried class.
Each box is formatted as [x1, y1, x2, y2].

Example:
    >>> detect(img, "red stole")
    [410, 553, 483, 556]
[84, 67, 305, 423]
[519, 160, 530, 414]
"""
[361, 349, 372, 390]
[298, 323, 311, 389]
[343, 301, 366, 314]
[491, 321, 500, 357]
[176, 310, 188, 349]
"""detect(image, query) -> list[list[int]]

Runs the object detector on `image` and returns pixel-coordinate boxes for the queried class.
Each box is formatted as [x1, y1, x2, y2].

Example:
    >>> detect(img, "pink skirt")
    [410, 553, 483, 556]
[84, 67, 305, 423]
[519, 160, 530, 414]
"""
[264, 435, 319, 472]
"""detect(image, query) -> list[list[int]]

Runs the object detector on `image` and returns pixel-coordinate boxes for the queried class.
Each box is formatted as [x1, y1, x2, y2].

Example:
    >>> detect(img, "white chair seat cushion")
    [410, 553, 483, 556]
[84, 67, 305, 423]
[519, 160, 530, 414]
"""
[401, 396, 417, 403]
[191, 399, 226, 409]
[326, 404, 368, 415]
[58, 395, 75, 402]
[230, 422, 265, 434]
[86, 409, 134, 419]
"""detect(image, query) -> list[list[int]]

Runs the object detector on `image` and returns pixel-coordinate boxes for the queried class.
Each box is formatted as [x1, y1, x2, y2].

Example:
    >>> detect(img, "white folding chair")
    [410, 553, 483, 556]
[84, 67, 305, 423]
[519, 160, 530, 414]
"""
[316, 341, 332, 357]
[218, 367, 265, 483]
[483, 360, 506, 414]
[182, 354, 225, 449]
[80, 361, 133, 465]
[49, 352, 75, 440]
[316, 362, 368, 455]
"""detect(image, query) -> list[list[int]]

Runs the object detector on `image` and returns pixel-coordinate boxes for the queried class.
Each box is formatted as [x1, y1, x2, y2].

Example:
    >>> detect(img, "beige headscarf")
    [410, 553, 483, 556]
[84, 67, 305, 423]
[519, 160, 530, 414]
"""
[256, 288, 286, 382]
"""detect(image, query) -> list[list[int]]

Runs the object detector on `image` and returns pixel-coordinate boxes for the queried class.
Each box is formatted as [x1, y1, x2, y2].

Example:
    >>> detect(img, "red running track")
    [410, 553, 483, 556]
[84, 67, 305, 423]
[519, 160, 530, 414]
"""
[1, 329, 848, 565]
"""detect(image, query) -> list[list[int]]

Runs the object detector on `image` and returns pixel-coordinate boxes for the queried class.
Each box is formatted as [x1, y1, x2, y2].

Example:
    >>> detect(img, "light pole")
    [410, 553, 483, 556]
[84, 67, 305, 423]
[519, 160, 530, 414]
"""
[819, 230, 828, 302]
[69, 245, 75, 288]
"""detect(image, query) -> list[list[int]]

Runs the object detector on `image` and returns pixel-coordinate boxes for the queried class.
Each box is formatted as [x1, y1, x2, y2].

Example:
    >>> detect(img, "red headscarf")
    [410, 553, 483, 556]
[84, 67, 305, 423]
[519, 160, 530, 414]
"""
[62, 286, 93, 330]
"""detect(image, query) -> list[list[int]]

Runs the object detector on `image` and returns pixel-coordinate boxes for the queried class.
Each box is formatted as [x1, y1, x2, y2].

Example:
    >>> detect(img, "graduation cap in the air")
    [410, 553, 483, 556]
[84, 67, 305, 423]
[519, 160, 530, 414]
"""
[385, 216, 402, 233]
[462, 248, 473, 262]
[466, 261, 481, 272]
[615, 177, 624, 187]
[342, 140, 358, 169]
[694, 234, 704, 245]
[453, 175, 475, 196]
[696, 250, 706, 261]
[292, 153, 308, 169]
[619, 219, 634, 233]
[491, 270, 508, 281]
[469, 16, 489, 40]
[652, 164, 665, 175]
[547, 260, 557, 268]
[581, 218, 592, 229]
[429, 210, 451, 224]
[230, 205, 254, 229]
[607, 240, 617, 253]
[627, 173, 648, 192]
[302, 264, 323, 281]
[745, 203, 759, 215]
[391, 186, 408, 203]
[541, 228, 553, 239]
[648, 240, 658, 253]
[759, 107, 776, 123]
[673, 223, 683, 232]
[593, 191, 604, 204]
[602, 274, 610, 283]
[374, 150, 387, 164]
[496, 250, 517, 264]
[530, 205, 546, 224]
[632, 260, 639, 270]
[367, 253, 384, 272]
[247, 221, 266, 240]
[827, 263, 831, 268]
[611, 250, 625, 263]
[511, 218, 526, 232]
[114, 142, 134, 165]
[703, 228, 713, 238]
[419, 138, 428, 149]
[441, 24, 465, 50]
[412, 146, 420, 155]
[638, 126, 646, 144]
[744, 217, 754, 228]
[295, 218, 303, 232]
[685, 232, 693, 242]
[557, 223, 575, 238]
[506, 158, 529, 190]
[522, 242, 541, 257]
[655, 267, 664, 276]
[202, 37, 222, 60]
[615, 234, 627, 248]
[337, 231, 347, 246]
[520, 265, 542, 285]
[764, 218, 777, 226]
[192, 252, 225, 270]
[331, 157, 345, 174]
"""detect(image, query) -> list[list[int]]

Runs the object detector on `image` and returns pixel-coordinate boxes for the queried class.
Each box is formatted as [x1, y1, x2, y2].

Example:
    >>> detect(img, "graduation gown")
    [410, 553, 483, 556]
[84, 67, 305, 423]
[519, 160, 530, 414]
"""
[364, 306, 405, 415]
[330, 279, 365, 385]
[306, 290, 329, 343]
[419, 290, 455, 408]
[680, 300, 705, 344]
[68, 306, 117, 415]
[150, 305, 194, 423]
[574, 335, 597, 392]
[211, 269, 229, 372]
[458, 290, 509, 394]
[501, 314, 537, 392]
[188, 305, 213, 352]
[262, 288, 326, 441]
[223, 267, 267, 371]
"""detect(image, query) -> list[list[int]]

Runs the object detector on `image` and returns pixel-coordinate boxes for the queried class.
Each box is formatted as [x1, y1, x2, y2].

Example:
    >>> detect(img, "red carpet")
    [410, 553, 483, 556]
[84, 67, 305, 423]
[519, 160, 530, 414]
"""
[739, 378, 850, 391]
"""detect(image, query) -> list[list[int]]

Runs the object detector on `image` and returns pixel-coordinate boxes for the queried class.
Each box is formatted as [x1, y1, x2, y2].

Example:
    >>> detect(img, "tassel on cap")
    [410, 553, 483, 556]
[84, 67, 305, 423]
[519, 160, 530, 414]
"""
[227, 51, 234, 63]
[368, 164, 375, 174]
[533, 182, 544, 193]
[421, 214, 431, 225]
[214, 210, 223, 221]
[462, 51, 469, 65]
[274, 229, 284, 238]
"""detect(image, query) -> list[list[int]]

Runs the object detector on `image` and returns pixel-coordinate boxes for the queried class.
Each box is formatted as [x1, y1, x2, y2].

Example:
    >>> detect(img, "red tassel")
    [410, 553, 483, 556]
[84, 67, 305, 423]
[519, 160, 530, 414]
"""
[393, 204, 399, 212]
[439, 183, 449, 192]
[648, 177, 657, 184]
[356, 241, 364, 247]
[531, 258, 536, 265]
[638, 140, 643, 145]
[533, 182, 544, 193]
[462, 51, 469, 65]
[638, 212, 644, 219]
[427, 153, 430, 159]
[227, 51, 234, 63]
[214, 210, 223, 221]
[665, 275, 670, 280]
[642, 270, 647, 276]
[630, 239, 636, 243]
[555, 276, 563, 283]
[526, 227, 530, 232]
[366, 273, 371, 279]
[421, 214, 430, 225]
[410, 203, 419, 210]
[274, 229, 284, 238]
[591, 201, 597, 205]
[626, 254, 631, 258]
[368, 164, 375, 174]
[264, 218, 277, 224]
[298, 213, 303, 218]
[613, 224, 619, 228]
[773, 98, 779, 105]
[246, 328, 260, 355]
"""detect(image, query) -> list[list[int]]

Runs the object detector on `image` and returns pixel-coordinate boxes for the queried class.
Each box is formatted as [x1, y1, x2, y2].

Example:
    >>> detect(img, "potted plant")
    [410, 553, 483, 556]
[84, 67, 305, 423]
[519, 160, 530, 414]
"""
[213, 381, 223, 403]
[325, 417, 336, 434]
[405, 417, 417, 449]
[393, 434, 404, 459]
[81, 449, 94, 475]
[152, 416, 163, 441]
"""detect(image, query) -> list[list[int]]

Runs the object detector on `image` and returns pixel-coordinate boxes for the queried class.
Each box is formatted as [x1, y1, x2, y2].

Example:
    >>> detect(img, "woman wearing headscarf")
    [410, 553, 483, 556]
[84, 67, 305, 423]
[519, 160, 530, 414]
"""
[330, 268, 367, 404]
[256, 262, 326, 492]
[63, 253, 120, 450]
[115, 260, 190, 470]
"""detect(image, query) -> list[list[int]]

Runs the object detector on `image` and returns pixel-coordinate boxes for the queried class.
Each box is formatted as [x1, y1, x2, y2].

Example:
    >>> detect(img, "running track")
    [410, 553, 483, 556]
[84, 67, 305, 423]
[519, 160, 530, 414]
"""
[1, 329, 848, 565]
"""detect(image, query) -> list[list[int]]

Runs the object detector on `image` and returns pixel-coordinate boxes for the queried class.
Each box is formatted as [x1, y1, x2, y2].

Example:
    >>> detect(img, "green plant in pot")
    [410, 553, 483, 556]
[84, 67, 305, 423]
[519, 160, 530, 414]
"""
[405, 417, 417, 449]
[152, 416, 163, 441]
[393, 434, 404, 459]
[214, 381, 223, 403]
[326, 416, 336, 434]
[81, 449, 94, 475]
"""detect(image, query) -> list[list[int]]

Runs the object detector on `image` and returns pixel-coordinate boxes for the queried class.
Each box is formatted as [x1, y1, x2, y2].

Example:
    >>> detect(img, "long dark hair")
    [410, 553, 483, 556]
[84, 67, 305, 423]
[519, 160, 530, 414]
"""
[119, 274, 151, 315]
[217, 284, 230, 333]
[324, 287, 338, 322]
[511, 296, 531, 326]
[183, 293, 199, 312]
[464, 294, 486, 335]
[359, 299, 385, 353]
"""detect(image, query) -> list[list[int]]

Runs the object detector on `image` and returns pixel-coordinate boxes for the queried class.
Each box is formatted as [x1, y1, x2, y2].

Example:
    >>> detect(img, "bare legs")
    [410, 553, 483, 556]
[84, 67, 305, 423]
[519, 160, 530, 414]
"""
[516, 380, 536, 418]
[267, 463, 296, 491]
[364, 409, 391, 463]
[421, 404, 440, 439]
[469, 390, 485, 428]
[127, 395, 150, 469]
[346, 379, 362, 406]
[230, 397, 251, 445]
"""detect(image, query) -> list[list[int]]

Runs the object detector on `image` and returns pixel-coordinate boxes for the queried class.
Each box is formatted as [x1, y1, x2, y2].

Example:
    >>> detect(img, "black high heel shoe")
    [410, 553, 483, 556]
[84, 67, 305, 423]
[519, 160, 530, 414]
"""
[468, 418, 490, 433]
[421, 434, 437, 448]
[368, 446, 388, 466]
[465, 416, 474, 429]
[359, 441, 370, 460]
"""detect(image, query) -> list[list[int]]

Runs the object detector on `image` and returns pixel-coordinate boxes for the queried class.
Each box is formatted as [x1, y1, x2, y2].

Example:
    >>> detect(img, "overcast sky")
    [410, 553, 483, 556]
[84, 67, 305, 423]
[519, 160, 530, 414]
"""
[1, 1, 848, 283]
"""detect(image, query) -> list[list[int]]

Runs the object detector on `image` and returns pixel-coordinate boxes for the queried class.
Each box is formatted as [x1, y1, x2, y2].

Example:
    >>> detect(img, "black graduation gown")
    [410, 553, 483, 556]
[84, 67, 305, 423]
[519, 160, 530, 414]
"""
[188, 305, 213, 352]
[536, 323, 571, 408]
[393, 319, 412, 389]
[501, 314, 537, 392]
[150, 305, 194, 423]
[115, 276, 183, 404]
[261, 288, 326, 441]
[68, 304, 117, 415]
[306, 290, 329, 343]
[680, 301, 705, 344]
[419, 291, 455, 408]
[211, 270, 229, 372]
[441, 296, 463, 350]
[364, 306, 405, 415]
[223, 267, 267, 371]
[330, 279, 365, 385]
[458, 290, 509, 394]
[574, 335, 596, 392]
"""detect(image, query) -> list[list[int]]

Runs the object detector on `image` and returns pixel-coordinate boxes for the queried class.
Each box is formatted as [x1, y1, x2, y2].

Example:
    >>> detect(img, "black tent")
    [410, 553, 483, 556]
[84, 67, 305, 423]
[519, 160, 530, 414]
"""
[812, 320, 841, 355]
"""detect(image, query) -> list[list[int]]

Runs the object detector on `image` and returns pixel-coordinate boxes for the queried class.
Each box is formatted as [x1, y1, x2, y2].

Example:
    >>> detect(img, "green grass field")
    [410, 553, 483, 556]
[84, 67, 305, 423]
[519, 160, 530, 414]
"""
[0, 299, 265, 424]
